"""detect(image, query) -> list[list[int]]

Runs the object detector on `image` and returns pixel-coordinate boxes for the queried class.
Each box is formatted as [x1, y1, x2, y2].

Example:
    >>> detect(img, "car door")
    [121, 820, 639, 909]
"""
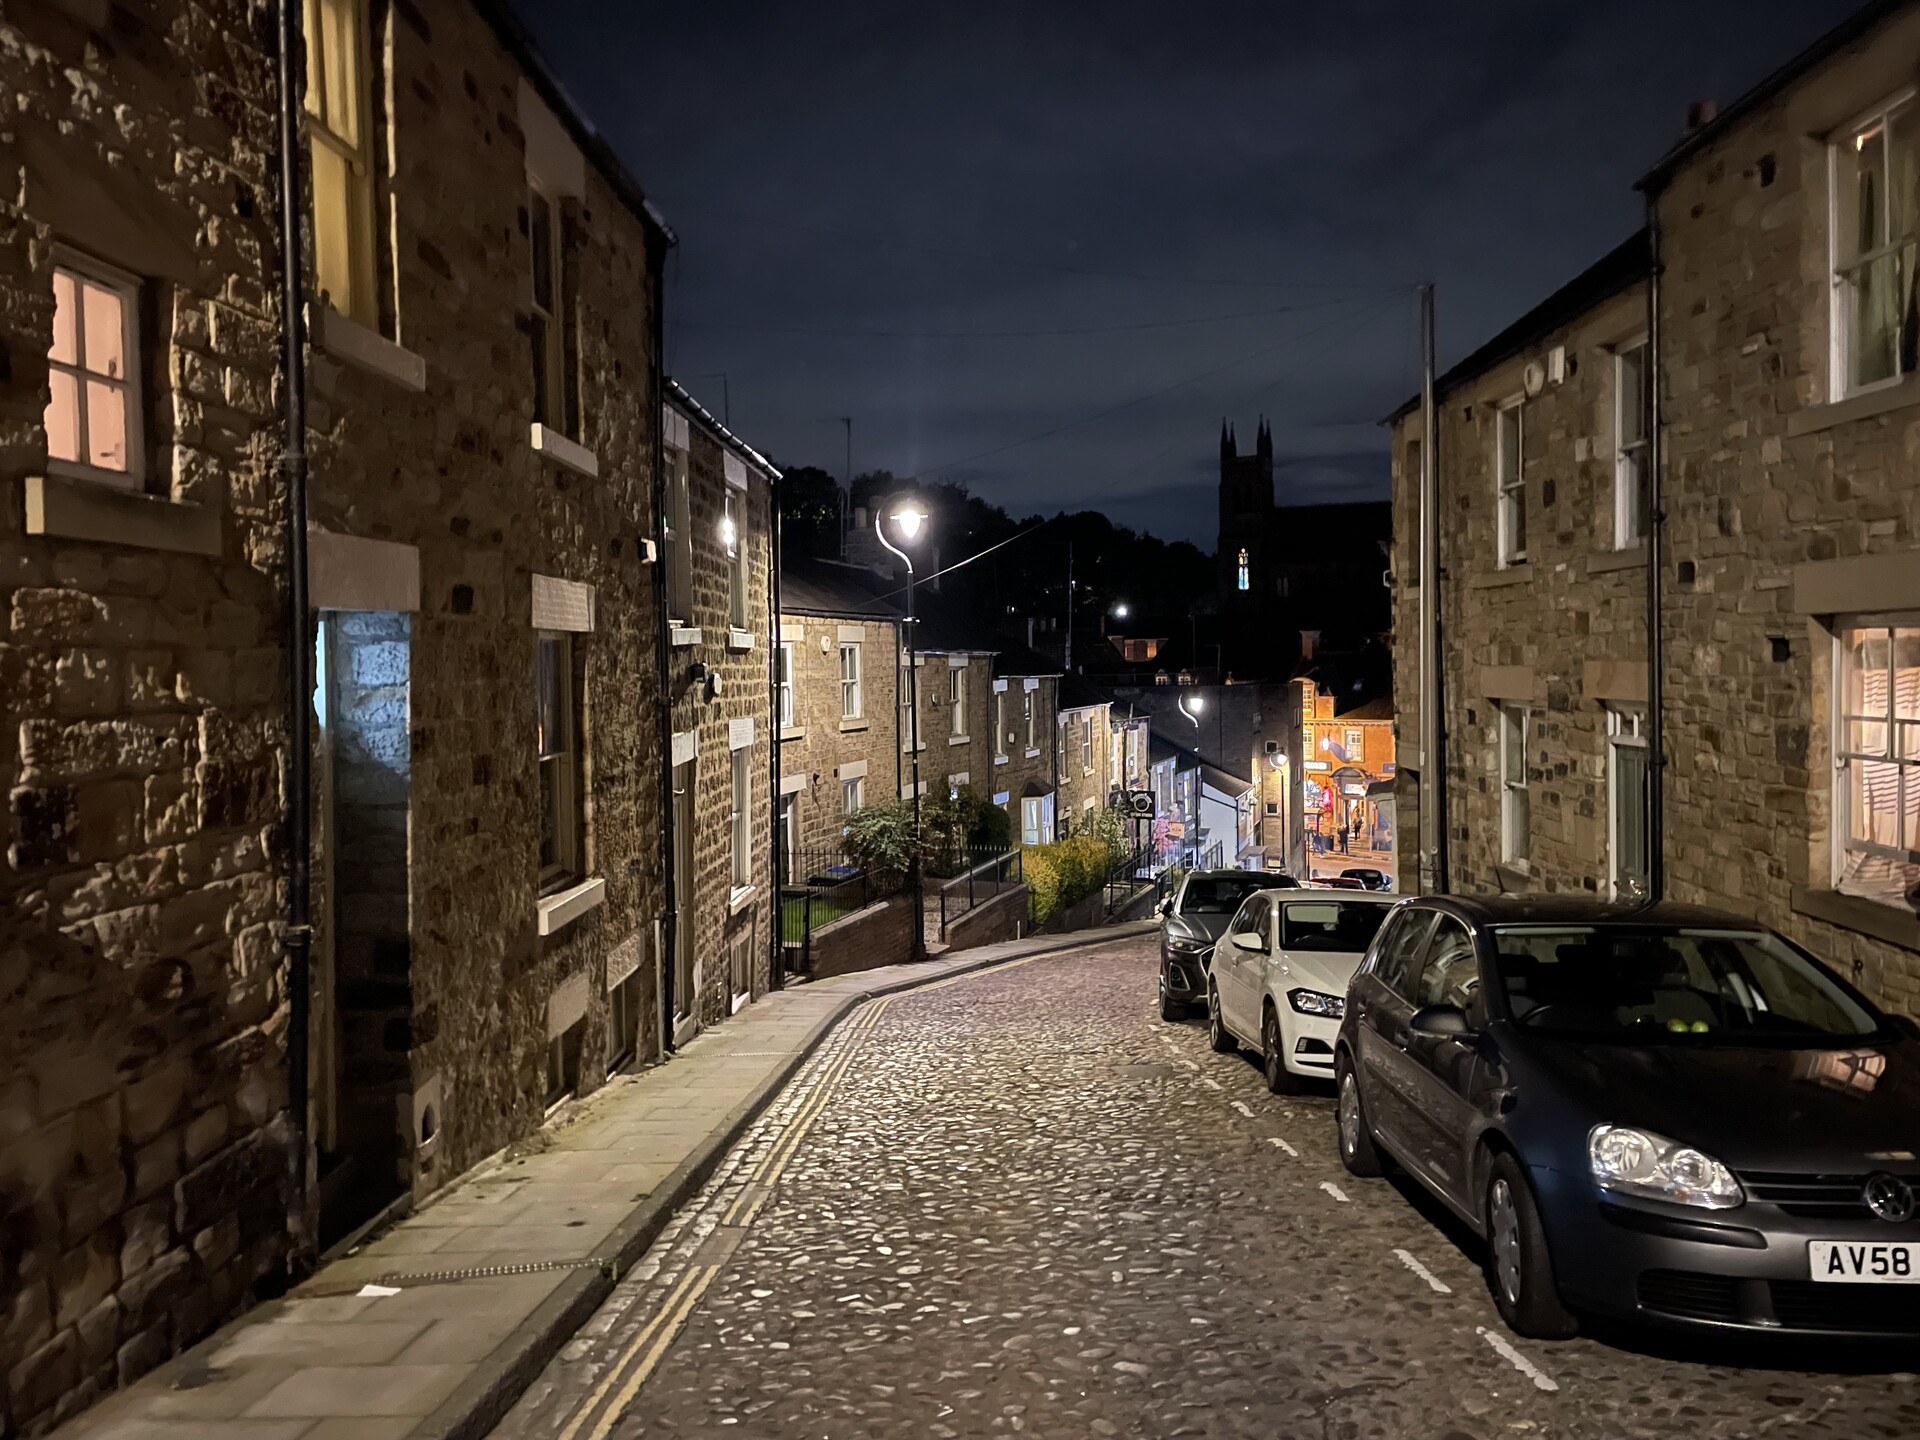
[1399, 914, 1490, 1208]
[1216, 894, 1268, 1041]
[1351, 906, 1436, 1151]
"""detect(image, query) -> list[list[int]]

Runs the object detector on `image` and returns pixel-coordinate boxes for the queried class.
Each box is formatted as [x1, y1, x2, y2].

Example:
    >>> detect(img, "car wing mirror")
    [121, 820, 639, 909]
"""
[1156, 897, 1172, 918]
[1229, 931, 1264, 953]
[1408, 1003, 1476, 1042]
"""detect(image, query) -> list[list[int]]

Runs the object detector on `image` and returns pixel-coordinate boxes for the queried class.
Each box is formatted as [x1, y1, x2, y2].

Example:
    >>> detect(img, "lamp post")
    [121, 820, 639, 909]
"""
[876, 494, 929, 957]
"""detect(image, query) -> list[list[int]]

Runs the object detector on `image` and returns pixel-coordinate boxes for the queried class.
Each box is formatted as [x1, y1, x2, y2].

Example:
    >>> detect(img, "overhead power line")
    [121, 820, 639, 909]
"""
[675, 296, 1355, 341]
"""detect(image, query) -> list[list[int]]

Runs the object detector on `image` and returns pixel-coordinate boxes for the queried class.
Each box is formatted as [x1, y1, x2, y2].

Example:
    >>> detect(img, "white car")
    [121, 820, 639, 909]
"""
[1205, 891, 1398, 1093]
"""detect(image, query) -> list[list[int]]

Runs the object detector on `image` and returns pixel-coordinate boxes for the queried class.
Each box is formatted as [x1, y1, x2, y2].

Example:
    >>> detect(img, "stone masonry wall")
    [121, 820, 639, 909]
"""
[1, 3, 290, 1432]
[990, 675, 1057, 840]
[778, 610, 899, 861]
[1055, 704, 1113, 833]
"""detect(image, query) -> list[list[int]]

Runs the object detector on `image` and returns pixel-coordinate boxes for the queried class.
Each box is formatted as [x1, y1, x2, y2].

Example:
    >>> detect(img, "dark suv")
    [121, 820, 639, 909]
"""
[1158, 869, 1295, 1020]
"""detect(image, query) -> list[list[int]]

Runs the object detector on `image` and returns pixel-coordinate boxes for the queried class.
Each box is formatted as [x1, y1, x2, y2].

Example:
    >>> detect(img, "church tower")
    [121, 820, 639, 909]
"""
[1218, 418, 1275, 609]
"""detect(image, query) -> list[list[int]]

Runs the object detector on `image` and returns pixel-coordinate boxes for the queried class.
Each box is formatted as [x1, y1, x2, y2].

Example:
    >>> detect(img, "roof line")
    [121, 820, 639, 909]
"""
[665, 377, 781, 479]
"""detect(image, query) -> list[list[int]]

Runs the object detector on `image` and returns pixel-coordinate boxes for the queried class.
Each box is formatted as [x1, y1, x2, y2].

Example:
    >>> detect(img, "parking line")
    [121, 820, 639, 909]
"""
[1264, 1137, 1298, 1156]
[1475, 1326, 1561, 1393]
[1392, 1248, 1452, 1294]
[1319, 1181, 1350, 1203]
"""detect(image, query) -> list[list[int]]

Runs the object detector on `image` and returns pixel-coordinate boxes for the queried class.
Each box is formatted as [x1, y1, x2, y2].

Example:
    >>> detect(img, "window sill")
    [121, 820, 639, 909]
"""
[1787, 373, 1920, 438]
[1025, 748, 1042, 760]
[670, 626, 703, 648]
[1590, 543, 1648, 575]
[530, 423, 599, 479]
[728, 884, 757, 916]
[1792, 885, 1920, 955]
[1470, 567, 1533, 590]
[994, 754, 1009, 766]
[839, 718, 868, 733]
[25, 474, 221, 555]
[1494, 863, 1531, 893]
[780, 725, 806, 743]
[313, 305, 427, 392]
[537, 875, 606, 936]
[726, 629, 755, 652]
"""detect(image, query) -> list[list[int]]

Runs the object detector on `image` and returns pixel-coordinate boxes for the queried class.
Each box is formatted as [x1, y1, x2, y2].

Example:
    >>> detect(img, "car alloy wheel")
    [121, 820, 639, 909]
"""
[1263, 1007, 1301, 1094]
[1208, 984, 1235, 1053]
[1334, 1062, 1383, 1177]
[1481, 1152, 1577, 1339]
[1490, 1178, 1524, 1305]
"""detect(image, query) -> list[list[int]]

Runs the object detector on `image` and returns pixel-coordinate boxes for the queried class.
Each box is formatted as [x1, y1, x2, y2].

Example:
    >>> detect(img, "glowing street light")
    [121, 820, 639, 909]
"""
[876, 493, 930, 959]
[1112, 601, 1131, 620]
[1179, 692, 1204, 728]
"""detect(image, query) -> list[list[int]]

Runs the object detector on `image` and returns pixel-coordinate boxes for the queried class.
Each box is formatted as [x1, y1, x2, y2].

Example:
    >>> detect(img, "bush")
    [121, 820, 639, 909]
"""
[842, 800, 929, 881]
[1023, 829, 1125, 927]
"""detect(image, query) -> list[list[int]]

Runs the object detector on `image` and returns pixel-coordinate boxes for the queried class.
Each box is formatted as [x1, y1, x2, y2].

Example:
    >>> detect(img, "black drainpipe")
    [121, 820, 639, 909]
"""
[650, 253, 679, 1054]
[274, 0, 315, 1271]
[767, 469, 783, 987]
[1644, 204, 1666, 901]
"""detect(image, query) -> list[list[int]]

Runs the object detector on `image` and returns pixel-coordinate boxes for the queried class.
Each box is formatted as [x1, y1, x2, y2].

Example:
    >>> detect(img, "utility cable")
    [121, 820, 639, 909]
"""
[674, 295, 1355, 341]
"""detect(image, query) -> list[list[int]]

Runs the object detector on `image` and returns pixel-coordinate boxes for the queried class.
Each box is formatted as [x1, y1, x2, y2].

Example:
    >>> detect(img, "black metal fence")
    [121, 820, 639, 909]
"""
[935, 847, 1023, 940]
[1101, 843, 1154, 916]
[780, 845, 902, 974]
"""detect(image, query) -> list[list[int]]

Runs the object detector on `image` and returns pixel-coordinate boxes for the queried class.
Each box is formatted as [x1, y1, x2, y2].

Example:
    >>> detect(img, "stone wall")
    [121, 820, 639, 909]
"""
[777, 611, 899, 859]
[1, 3, 291, 1431]
[805, 895, 915, 979]
[1055, 704, 1113, 833]
[989, 675, 1057, 841]
[942, 883, 1028, 952]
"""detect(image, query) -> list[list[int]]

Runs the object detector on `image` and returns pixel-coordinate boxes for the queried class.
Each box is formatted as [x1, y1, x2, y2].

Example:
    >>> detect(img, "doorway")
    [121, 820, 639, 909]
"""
[314, 610, 413, 1251]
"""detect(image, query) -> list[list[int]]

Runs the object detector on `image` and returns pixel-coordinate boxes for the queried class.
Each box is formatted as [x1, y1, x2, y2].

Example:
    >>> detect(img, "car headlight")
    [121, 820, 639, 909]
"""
[1287, 988, 1345, 1018]
[1167, 937, 1209, 954]
[1588, 1124, 1743, 1210]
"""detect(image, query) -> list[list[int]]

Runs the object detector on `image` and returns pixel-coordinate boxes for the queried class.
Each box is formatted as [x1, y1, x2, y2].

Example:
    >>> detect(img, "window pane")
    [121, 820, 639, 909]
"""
[1851, 250, 1902, 387]
[1615, 743, 1649, 890]
[1896, 630, 1920, 721]
[1502, 710, 1526, 784]
[45, 369, 81, 463]
[50, 270, 79, 367]
[530, 193, 554, 311]
[1618, 346, 1646, 444]
[80, 281, 125, 380]
[1508, 786, 1531, 860]
[318, 0, 361, 144]
[1854, 758, 1901, 847]
[1847, 718, 1889, 757]
[1859, 121, 1888, 250]
[1894, 103, 1920, 245]
[540, 753, 562, 872]
[535, 633, 566, 760]
[84, 381, 128, 471]
[303, 0, 324, 116]
[1508, 485, 1527, 556]
[1849, 628, 1893, 718]
[310, 143, 356, 315]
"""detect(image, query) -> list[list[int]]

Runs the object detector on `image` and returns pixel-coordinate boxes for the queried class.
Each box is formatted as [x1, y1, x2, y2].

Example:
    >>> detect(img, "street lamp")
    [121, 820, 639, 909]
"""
[876, 494, 929, 958]
[1179, 692, 1205, 729]
[1111, 601, 1130, 620]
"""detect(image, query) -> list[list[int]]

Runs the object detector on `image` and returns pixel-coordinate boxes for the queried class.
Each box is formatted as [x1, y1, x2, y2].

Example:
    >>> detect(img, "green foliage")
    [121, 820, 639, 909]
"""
[1023, 826, 1127, 927]
[968, 794, 1012, 852]
[841, 800, 927, 879]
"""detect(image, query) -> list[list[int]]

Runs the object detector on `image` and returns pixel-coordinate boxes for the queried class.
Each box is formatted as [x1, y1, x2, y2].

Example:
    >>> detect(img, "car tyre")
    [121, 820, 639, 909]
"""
[1334, 1055, 1384, 1177]
[1483, 1152, 1578, 1340]
[1262, 1004, 1303, 1094]
[1158, 975, 1183, 1023]
[1207, 982, 1236, 1054]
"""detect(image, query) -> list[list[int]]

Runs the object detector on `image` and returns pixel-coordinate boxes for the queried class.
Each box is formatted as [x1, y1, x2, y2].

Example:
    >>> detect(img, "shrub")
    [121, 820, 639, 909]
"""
[1022, 828, 1126, 927]
[842, 800, 929, 881]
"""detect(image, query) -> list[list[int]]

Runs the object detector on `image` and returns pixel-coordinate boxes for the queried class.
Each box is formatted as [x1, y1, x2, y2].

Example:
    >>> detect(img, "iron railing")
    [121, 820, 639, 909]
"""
[936, 847, 1023, 940]
[1101, 843, 1154, 917]
[779, 845, 902, 974]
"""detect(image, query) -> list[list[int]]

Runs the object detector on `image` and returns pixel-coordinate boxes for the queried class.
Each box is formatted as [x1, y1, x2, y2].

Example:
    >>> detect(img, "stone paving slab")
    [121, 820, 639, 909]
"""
[52, 920, 1153, 1440]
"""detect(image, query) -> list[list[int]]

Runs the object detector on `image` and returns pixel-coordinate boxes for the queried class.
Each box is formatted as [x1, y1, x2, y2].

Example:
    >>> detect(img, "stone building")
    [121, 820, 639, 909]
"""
[989, 646, 1061, 846]
[775, 557, 902, 862]
[662, 384, 775, 1042]
[1301, 682, 1395, 857]
[1390, 0, 1920, 1010]
[1054, 675, 1114, 833]
[903, 606, 997, 818]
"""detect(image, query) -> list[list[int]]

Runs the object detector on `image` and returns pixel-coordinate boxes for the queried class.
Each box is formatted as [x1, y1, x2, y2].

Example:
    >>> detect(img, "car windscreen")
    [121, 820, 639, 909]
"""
[1179, 876, 1269, 914]
[1278, 902, 1389, 953]
[1491, 926, 1885, 1043]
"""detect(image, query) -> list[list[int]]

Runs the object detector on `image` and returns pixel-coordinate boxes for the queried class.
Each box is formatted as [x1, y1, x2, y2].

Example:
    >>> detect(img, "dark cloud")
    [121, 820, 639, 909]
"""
[523, 0, 1859, 548]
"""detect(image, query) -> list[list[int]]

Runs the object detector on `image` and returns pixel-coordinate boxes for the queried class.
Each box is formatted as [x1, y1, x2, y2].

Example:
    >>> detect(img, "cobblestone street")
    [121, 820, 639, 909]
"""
[495, 935, 1920, 1440]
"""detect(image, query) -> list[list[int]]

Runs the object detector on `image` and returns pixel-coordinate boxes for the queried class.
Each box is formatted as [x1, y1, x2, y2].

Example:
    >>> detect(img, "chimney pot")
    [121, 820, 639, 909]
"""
[1686, 99, 1719, 131]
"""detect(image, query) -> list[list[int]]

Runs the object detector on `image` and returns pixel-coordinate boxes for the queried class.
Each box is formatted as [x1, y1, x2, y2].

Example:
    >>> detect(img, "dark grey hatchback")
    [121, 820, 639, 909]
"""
[1157, 869, 1295, 1021]
[1333, 896, 1920, 1341]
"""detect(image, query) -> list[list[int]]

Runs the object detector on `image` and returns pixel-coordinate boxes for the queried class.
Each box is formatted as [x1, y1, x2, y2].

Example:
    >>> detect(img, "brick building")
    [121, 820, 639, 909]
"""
[1300, 683, 1394, 856]
[1055, 674, 1114, 832]
[1391, 0, 1920, 1010]
[989, 647, 1061, 846]
[903, 605, 997, 815]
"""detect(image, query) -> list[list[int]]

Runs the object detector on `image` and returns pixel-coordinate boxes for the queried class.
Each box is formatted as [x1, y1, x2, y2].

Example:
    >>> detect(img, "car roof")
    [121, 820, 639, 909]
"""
[1276, 890, 1394, 904]
[1407, 894, 1765, 930]
[1183, 869, 1266, 882]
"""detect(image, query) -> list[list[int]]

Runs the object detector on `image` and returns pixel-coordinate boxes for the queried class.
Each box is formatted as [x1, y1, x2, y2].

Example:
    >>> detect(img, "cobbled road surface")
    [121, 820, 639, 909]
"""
[495, 934, 1920, 1439]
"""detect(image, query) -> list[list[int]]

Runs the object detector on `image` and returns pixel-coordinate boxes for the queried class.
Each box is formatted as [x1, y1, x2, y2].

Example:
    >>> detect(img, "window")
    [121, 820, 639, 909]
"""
[1498, 702, 1530, 866]
[1021, 796, 1044, 847]
[839, 642, 862, 720]
[1606, 704, 1650, 900]
[666, 446, 693, 622]
[1231, 895, 1270, 948]
[528, 182, 579, 436]
[1023, 689, 1035, 751]
[900, 663, 916, 752]
[995, 690, 1009, 756]
[1344, 728, 1364, 757]
[1831, 93, 1920, 396]
[1081, 715, 1094, 773]
[606, 971, 638, 1073]
[1613, 340, 1649, 548]
[303, 0, 377, 327]
[841, 775, 864, 817]
[536, 631, 584, 891]
[949, 665, 967, 737]
[545, 1021, 583, 1108]
[777, 642, 796, 728]
[1236, 547, 1250, 591]
[730, 746, 752, 891]
[1368, 908, 1435, 1001]
[724, 490, 749, 630]
[1415, 917, 1481, 1018]
[1835, 619, 1920, 906]
[1495, 400, 1526, 567]
[44, 258, 142, 489]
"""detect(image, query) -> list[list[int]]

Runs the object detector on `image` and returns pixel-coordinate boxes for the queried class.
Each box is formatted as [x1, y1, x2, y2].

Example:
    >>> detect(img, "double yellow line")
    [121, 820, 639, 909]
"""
[555, 996, 892, 1440]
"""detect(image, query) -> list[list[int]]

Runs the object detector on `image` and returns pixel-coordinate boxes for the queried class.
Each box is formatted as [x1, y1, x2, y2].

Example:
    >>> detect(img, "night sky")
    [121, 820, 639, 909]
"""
[521, 1, 1859, 549]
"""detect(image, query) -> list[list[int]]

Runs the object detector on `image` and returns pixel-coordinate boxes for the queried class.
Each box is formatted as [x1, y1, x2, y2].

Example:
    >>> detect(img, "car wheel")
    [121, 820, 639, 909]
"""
[1207, 982, 1236, 1053]
[1263, 1005, 1303, 1094]
[1158, 976, 1183, 1023]
[1334, 1056, 1383, 1177]
[1483, 1153, 1578, 1340]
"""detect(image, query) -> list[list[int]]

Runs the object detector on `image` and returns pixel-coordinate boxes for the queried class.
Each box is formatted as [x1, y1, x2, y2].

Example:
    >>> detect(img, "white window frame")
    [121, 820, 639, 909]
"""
[841, 775, 864, 817]
[1495, 398, 1526, 568]
[1344, 727, 1364, 757]
[1612, 338, 1649, 549]
[994, 690, 1009, 760]
[949, 664, 967, 737]
[1498, 702, 1530, 867]
[1828, 88, 1920, 401]
[1081, 715, 1094, 774]
[1021, 796, 1044, 847]
[730, 745, 752, 891]
[1605, 703, 1650, 899]
[527, 178, 571, 434]
[303, 0, 379, 328]
[839, 642, 863, 720]
[777, 641, 796, 728]
[1832, 615, 1920, 905]
[536, 630, 584, 893]
[725, 490, 750, 630]
[1023, 688, 1036, 751]
[45, 252, 145, 491]
[665, 445, 693, 623]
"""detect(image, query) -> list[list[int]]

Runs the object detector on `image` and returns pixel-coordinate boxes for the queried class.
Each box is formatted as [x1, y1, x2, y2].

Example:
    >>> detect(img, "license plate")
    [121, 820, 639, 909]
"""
[1809, 1241, 1920, 1283]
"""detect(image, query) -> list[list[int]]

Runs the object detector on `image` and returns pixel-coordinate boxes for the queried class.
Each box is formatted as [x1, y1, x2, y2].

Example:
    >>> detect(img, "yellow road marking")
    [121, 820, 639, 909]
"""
[583, 1263, 720, 1440]
[556, 1262, 706, 1440]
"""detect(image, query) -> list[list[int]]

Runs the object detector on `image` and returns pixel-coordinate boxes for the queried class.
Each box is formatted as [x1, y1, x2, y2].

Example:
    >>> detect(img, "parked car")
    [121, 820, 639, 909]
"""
[1333, 896, 1920, 1341]
[1312, 875, 1367, 890]
[1206, 892, 1396, 1092]
[1157, 870, 1294, 1021]
[1341, 867, 1392, 891]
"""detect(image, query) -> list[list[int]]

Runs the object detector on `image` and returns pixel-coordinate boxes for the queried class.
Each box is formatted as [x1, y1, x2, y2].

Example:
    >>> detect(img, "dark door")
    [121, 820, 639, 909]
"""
[1401, 914, 1490, 1207]
[1352, 907, 1435, 1154]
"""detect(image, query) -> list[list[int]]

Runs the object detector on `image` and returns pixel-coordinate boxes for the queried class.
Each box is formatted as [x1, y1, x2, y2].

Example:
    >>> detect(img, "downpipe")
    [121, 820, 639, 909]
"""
[1644, 201, 1666, 901]
[649, 247, 679, 1052]
[767, 470, 783, 987]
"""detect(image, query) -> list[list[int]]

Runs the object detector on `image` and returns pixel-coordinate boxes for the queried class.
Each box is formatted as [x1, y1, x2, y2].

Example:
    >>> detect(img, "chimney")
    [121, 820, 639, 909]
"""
[1685, 99, 1719, 132]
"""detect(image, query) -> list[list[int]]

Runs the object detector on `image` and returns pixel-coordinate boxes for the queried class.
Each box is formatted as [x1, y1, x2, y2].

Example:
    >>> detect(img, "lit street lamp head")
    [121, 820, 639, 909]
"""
[887, 499, 928, 543]
[1112, 601, 1130, 619]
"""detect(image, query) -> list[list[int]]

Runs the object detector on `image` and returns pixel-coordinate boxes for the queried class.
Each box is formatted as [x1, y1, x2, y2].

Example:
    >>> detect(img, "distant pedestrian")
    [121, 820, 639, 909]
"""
[1339, 823, 1351, 854]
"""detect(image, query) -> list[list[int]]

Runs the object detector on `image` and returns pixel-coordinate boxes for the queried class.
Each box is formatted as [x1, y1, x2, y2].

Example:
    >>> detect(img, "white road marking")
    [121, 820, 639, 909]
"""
[1199, 1076, 1222, 1090]
[1392, 1248, 1452, 1294]
[1265, 1137, 1298, 1156]
[1229, 1100, 1255, 1118]
[1319, 1181, 1350, 1203]
[1476, 1326, 1561, 1393]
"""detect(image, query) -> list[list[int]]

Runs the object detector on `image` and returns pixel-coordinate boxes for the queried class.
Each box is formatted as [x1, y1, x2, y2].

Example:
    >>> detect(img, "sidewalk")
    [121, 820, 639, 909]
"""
[57, 919, 1155, 1440]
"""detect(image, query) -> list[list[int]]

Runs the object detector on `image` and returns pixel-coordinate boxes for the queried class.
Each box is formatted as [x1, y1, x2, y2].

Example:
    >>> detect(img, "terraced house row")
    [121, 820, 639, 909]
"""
[1390, 0, 1920, 1017]
[0, 1, 781, 1431]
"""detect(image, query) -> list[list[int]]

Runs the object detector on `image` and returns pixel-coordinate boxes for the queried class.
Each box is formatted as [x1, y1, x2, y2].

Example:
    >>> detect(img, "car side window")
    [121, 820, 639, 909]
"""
[1370, 909, 1433, 1000]
[1415, 916, 1482, 1017]
[1232, 897, 1269, 947]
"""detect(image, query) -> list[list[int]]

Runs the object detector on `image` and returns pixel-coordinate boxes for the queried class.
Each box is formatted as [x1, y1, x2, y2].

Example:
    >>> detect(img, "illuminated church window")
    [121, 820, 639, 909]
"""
[1236, 548, 1250, 591]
